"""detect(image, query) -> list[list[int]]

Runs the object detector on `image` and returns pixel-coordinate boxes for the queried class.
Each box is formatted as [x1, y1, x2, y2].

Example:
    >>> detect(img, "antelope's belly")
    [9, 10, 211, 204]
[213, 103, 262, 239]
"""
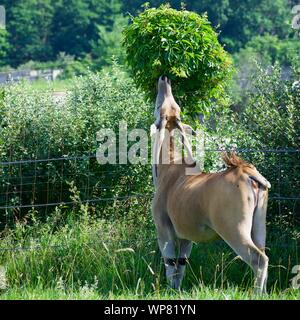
[174, 223, 219, 243]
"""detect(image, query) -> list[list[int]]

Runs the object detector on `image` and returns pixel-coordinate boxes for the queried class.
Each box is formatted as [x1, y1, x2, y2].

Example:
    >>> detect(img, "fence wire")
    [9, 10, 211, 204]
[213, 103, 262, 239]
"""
[0, 148, 299, 252]
[0, 234, 298, 253]
[0, 148, 299, 212]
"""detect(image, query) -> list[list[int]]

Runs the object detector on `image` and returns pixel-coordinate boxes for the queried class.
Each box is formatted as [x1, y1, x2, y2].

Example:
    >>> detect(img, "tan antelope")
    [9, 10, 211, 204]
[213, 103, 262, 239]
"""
[151, 76, 271, 294]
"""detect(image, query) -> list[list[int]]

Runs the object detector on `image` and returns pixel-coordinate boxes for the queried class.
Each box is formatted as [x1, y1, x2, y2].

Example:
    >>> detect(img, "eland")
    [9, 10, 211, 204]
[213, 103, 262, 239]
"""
[151, 76, 271, 294]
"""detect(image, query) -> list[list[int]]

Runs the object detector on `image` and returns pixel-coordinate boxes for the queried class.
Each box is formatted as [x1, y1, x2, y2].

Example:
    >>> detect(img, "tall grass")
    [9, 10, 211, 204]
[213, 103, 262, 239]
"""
[0, 201, 299, 300]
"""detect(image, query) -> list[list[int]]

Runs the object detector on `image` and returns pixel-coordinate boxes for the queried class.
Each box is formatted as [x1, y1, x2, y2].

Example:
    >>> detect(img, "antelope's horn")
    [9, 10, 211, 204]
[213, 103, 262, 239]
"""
[175, 120, 195, 164]
[153, 117, 168, 167]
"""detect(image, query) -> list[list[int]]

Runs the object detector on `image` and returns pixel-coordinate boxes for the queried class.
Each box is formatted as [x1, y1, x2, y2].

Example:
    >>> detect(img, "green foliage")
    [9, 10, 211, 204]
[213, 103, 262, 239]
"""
[123, 0, 293, 53]
[237, 64, 299, 221]
[230, 37, 300, 109]
[1, 1, 297, 71]
[0, 86, 4, 113]
[13, 53, 92, 79]
[91, 14, 128, 68]
[237, 64, 299, 149]
[15, 53, 75, 71]
[6, 0, 55, 67]
[50, 0, 122, 58]
[123, 5, 233, 116]
[220, 0, 292, 52]
[0, 66, 153, 226]
[58, 56, 92, 79]
[234, 35, 300, 68]
[0, 29, 9, 67]
[3, 0, 123, 68]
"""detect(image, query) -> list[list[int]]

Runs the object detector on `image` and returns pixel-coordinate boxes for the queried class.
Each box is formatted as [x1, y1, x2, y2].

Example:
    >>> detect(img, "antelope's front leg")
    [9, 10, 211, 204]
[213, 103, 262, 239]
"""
[153, 207, 179, 289]
[173, 239, 193, 289]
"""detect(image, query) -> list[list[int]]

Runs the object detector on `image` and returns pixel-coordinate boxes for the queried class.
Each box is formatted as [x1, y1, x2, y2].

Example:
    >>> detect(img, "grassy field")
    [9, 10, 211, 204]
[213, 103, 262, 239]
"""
[1, 286, 299, 300]
[26, 79, 73, 92]
[0, 204, 299, 300]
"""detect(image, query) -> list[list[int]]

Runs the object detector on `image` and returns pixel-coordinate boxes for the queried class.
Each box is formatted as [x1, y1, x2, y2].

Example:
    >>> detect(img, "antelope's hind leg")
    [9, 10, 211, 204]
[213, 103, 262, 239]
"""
[221, 232, 268, 295]
[214, 209, 268, 294]
[251, 188, 269, 293]
[234, 239, 268, 295]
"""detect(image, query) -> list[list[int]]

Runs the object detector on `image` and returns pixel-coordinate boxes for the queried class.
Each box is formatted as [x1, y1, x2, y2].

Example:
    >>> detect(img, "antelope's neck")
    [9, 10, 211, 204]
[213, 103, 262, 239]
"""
[158, 135, 176, 164]
[164, 85, 172, 97]
[157, 84, 173, 101]
[156, 134, 199, 178]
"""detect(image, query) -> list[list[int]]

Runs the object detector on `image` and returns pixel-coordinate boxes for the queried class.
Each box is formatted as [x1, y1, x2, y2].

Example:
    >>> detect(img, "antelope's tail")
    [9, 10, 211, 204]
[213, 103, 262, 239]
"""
[222, 151, 271, 189]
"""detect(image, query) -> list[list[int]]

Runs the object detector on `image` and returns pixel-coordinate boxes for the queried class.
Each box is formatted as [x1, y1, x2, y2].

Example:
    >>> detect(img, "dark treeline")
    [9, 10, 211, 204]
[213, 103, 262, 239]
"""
[0, 0, 122, 67]
[0, 0, 299, 69]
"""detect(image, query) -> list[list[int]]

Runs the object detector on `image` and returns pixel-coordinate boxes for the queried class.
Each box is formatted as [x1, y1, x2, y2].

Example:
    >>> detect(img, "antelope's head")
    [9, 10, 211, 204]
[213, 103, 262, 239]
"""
[153, 76, 195, 167]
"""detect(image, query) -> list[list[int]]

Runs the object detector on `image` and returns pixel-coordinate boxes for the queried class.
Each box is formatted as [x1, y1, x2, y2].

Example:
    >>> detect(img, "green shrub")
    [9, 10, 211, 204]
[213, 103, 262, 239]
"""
[0, 66, 153, 227]
[59, 57, 92, 79]
[204, 62, 300, 225]
[123, 4, 233, 116]
[237, 64, 299, 225]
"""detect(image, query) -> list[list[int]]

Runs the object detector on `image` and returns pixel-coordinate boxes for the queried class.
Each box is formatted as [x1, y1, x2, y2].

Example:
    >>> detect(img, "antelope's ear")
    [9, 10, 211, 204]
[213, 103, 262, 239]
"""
[150, 123, 157, 137]
[181, 123, 196, 136]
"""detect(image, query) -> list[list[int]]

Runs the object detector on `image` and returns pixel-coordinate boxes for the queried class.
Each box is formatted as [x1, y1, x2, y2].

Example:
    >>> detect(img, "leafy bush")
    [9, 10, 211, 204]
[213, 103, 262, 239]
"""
[59, 57, 92, 79]
[204, 62, 300, 225]
[230, 36, 300, 108]
[237, 64, 299, 224]
[123, 4, 233, 116]
[237, 64, 299, 150]
[0, 66, 153, 227]
[16, 53, 70, 71]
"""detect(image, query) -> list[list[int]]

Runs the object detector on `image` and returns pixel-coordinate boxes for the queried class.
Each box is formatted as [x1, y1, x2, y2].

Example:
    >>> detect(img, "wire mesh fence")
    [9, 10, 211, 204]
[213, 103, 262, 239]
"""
[0, 148, 299, 251]
[0, 148, 299, 209]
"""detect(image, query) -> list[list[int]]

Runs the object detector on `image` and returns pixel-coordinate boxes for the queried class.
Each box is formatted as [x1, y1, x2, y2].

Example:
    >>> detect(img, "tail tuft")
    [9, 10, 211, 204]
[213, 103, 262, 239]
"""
[221, 151, 253, 168]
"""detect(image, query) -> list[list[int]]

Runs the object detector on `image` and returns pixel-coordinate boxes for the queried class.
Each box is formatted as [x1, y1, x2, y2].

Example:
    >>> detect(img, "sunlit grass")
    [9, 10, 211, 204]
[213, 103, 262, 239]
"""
[0, 206, 299, 300]
[1, 286, 299, 300]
